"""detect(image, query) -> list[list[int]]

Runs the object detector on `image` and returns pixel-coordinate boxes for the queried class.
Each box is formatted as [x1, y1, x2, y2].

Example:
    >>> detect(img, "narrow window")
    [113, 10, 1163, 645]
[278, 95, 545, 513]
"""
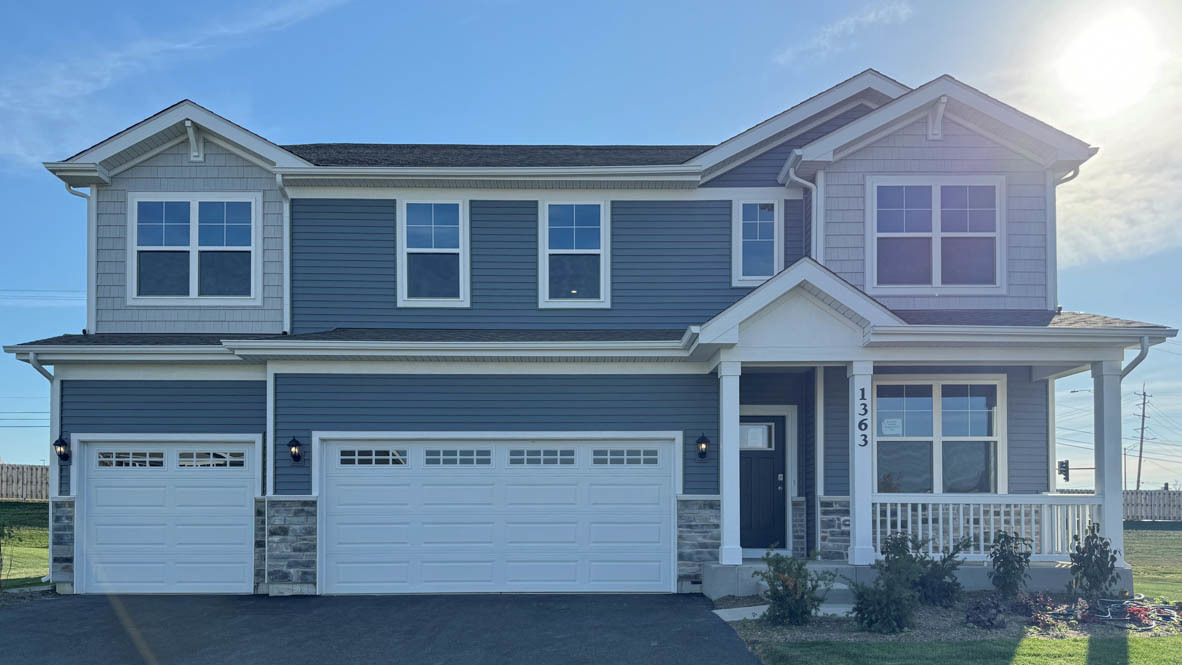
[398, 201, 468, 307]
[130, 194, 259, 303]
[732, 201, 781, 286]
[540, 203, 609, 307]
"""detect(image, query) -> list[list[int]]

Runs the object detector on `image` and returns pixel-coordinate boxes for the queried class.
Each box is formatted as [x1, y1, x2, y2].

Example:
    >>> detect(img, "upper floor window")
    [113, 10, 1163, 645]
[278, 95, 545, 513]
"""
[397, 201, 469, 307]
[866, 176, 1005, 294]
[539, 202, 610, 308]
[873, 376, 1007, 494]
[128, 193, 261, 305]
[732, 201, 783, 287]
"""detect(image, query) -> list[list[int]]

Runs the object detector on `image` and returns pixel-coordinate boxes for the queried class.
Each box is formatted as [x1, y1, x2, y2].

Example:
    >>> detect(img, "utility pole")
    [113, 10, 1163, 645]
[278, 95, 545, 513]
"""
[1135, 383, 1150, 491]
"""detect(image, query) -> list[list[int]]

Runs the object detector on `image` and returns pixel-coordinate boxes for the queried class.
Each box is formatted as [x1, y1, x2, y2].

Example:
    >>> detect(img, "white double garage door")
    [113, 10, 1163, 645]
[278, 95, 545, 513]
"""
[76, 435, 677, 594]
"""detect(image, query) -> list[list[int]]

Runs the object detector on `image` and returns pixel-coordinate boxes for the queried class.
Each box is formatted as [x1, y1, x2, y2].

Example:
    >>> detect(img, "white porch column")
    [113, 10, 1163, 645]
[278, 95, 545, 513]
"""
[718, 360, 743, 565]
[1092, 360, 1126, 563]
[848, 360, 875, 565]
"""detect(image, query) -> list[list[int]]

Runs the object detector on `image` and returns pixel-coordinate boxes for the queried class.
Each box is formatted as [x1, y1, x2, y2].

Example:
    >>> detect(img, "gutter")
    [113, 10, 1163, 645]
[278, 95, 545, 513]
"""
[779, 151, 818, 257]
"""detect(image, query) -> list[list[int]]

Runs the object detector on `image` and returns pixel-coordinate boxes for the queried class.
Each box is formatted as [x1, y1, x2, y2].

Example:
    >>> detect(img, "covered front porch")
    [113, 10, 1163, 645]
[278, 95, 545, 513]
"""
[682, 260, 1167, 595]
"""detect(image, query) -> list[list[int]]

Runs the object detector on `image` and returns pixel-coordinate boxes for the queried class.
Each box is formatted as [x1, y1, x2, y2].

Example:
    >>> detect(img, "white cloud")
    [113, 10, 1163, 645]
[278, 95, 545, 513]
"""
[0, 0, 348, 166]
[775, 1, 913, 65]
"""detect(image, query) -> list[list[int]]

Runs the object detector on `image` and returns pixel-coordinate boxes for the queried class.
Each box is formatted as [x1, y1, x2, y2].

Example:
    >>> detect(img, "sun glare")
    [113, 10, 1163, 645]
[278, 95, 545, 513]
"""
[1055, 8, 1164, 117]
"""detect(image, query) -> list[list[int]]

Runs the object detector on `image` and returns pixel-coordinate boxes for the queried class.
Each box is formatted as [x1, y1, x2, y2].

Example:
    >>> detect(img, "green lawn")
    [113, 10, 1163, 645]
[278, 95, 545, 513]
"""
[0, 500, 49, 589]
[1126, 521, 1182, 601]
[755, 637, 1182, 665]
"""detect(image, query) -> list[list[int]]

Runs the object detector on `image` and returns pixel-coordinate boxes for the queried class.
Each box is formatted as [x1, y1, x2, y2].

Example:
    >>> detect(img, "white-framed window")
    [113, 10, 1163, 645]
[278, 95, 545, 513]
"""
[508, 449, 576, 465]
[96, 450, 165, 469]
[731, 200, 784, 287]
[178, 450, 246, 468]
[397, 200, 470, 307]
[872, 375, 1008, 494]
[592, 448, 659, 465]
[339, 448, 408, 466]
[865, 176, 1005, 295]
[424, 448, 493, 465]
[127, 192, 262, 306]
[740, 423, 774, 450]
[539, 201, 610, 308]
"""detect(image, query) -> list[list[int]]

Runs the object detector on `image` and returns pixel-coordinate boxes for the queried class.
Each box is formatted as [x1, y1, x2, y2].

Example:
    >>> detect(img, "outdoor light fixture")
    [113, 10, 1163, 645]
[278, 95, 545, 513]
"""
[696, 433, 710, 460]
[288, 437, 303, 463]
[52, 435, 70, 462]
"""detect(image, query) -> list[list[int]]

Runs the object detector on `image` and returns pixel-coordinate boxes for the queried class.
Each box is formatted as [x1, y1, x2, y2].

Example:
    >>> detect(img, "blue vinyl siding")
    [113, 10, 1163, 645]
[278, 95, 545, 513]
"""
[57, 380, 266, 494]
[784, 198, 805, 266]
[875, 366, 1049, 493]
[273, 373, 719, 495]
[291, 199, 759, 333]
[823, 366, 850, 495]
[702, 104, 875, 188]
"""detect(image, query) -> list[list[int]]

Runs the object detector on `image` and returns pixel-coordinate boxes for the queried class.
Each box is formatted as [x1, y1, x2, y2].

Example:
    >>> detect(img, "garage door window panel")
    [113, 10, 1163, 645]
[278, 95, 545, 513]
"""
[509, 449, 576, 465]
[177, 451, 245, 468]
[592, 448, 659, 465]
[97, 450, 165, 468]
[339, 448, 408, 466]
[425, 449, 493, 466]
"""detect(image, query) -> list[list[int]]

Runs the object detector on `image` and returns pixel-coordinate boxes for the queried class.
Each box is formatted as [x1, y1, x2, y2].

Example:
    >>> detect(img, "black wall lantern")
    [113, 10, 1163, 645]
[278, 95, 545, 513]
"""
[696, 433, 710, 460]
[288, 437, 303, 463]
[52, 435, 70, 462]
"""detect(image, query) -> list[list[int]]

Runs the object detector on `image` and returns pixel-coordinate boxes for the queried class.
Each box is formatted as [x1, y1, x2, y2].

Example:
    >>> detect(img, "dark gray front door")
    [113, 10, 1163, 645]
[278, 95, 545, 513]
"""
[739, 415, 786, 549]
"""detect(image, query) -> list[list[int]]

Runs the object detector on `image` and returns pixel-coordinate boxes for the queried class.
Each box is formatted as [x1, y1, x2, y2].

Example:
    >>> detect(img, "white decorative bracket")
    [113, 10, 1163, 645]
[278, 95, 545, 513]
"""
[184, 119, 205, 162]
[927, 95, 948, 140]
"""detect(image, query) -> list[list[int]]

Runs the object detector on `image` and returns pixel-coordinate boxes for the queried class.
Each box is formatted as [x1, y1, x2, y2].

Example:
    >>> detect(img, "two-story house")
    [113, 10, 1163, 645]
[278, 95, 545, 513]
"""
[8, 70, 1175, 597]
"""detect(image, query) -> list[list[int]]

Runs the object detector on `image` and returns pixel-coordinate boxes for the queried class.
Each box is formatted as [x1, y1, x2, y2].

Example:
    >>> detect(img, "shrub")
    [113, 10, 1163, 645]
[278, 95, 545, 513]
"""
[751, 550, 834, 625]
[1067, 522, 1121, 600]
[1013, 591, 1055, 617]
[1029, 610, 1059, 630]
[850, 577, 920, 634]
[915, 538, 969, 607]
[988, 530, 1032, 598]
[965, 593, 1007, 629]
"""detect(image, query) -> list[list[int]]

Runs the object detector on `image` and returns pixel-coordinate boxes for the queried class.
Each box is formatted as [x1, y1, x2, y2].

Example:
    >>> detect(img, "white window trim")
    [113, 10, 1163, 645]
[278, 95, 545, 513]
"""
[126, 191, 264, 306]
[538, 200, 611, 308]
[864, 175, 1006, 296]
[871, 374, 1009, 495]
[732, 200, 785, 287]
[396, 199, 471, 308]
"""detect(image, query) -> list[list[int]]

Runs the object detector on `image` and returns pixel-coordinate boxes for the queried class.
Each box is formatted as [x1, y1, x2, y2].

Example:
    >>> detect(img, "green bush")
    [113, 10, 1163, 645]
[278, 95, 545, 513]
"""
[751, 550, 834, 625]
[988, 530, 1032, 598]
[965, 593, 1007, 629]
[1067, 522, 1121, 599]
[850, 576, 920, 634]
[914, 538, 968, 607]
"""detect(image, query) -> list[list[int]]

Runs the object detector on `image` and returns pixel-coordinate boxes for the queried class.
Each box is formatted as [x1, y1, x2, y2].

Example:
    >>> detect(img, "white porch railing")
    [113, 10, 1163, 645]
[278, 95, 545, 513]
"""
[871, 494, 1103, 561]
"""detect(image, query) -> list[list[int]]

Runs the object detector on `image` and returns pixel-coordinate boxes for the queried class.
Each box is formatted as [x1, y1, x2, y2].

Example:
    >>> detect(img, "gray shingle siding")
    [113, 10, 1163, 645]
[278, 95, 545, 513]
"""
[57, 380, 266, 494]
[290, 198, 755, 332]
[702, 104, 875, 188]
[272, 373, 719, 495]
[874, 366, 1049, 493]
[94, 142, 285, 333]
[822, 119, 1049, 310]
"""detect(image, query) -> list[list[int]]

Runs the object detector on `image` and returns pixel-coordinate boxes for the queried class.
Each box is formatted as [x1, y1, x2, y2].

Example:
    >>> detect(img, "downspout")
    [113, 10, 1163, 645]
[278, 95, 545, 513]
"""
[784, 156, 818, 258]
[1120, 336, 1150, 379]
[28, 352, 53, 381]
[1056, 167, 1080, 186]
[64, 183, 89, 200]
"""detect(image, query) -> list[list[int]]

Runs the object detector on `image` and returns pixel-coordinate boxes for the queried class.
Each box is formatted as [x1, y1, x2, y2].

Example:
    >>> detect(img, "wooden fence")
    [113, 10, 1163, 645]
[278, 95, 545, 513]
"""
[1125, 490, 1182, 521]
[0, 464, 50, 500]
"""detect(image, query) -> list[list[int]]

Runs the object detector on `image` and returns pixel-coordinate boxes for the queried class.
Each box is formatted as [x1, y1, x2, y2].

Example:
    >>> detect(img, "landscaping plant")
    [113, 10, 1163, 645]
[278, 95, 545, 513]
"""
[752, 549, 835, 625]
[964, 593, 1007, 629]
[988, 530, 1032, 598]
[914, 537, 969, 607]
[849, 533, 922, 633]
[1067, 522, 1121, 600]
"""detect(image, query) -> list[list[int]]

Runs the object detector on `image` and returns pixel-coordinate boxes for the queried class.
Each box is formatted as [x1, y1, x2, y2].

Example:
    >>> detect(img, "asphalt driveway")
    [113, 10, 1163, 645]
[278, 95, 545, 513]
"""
[1, 593, 759, 665]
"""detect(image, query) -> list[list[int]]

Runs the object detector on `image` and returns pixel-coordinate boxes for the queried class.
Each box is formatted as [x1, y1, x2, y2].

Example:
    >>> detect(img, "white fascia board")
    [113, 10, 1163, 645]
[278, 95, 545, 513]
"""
[698, 258, 903, 344]
[5, 345, 241, 365]
[797, 77, 1095, 165]
[274, 164, 702, 184]
[63, 101, 310, 169]
[686, 70, 910, 171]
[42, 162, 110, 186]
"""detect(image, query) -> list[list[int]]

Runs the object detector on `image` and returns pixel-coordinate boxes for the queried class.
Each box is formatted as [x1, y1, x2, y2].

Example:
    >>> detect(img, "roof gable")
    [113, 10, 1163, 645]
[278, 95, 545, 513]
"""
[697, 258, 903, 344]
[787, 76, 1096, 178]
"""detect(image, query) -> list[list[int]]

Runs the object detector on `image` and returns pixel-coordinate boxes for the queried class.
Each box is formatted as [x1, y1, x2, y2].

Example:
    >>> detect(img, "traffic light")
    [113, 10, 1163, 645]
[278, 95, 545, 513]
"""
[1057, 459, 1070, 482]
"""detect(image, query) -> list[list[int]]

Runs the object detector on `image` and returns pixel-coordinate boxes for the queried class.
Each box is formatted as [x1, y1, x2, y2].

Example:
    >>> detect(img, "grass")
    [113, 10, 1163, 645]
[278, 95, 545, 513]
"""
[753, 637, 1182, 665]
[1125, 521, 1182, 601]
[0, 500, 49, 589]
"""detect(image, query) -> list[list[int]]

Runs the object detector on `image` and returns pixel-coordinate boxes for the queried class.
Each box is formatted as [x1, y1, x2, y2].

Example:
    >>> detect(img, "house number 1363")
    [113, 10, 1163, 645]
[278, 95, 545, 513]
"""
[856, 387, 870, 447]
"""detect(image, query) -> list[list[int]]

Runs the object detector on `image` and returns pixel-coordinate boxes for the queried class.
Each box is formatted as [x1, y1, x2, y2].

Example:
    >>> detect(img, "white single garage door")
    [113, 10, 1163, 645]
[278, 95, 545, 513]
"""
[79, 442, 255, 594]
[322, 438, 676, 593]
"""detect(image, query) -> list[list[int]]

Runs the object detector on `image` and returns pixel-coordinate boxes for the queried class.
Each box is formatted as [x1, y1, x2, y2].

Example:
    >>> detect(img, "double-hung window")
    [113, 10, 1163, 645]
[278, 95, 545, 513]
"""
[732, 201, 783, 287]
[867, 176, 1004, 294]
[540, 202, 609, 307]
[129, 193, 260, 304]
[873, 375, 1007, 494]
[397, 201, 469, 307]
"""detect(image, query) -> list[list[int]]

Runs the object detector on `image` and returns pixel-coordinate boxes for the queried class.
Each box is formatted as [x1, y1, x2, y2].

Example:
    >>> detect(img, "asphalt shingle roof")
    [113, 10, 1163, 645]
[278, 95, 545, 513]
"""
[280, 144, 713, 168]
[13, 329, 686, 346]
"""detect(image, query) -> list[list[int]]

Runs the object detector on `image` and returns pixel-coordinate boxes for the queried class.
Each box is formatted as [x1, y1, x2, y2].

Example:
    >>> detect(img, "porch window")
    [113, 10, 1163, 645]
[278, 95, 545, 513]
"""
[867, 176, 1004, 293]
[874, 377, 1006, 494]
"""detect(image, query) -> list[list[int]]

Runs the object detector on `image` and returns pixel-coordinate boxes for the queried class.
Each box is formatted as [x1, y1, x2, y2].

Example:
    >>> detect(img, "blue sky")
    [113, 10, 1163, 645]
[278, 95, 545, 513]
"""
[1, 0, 1179, 488]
